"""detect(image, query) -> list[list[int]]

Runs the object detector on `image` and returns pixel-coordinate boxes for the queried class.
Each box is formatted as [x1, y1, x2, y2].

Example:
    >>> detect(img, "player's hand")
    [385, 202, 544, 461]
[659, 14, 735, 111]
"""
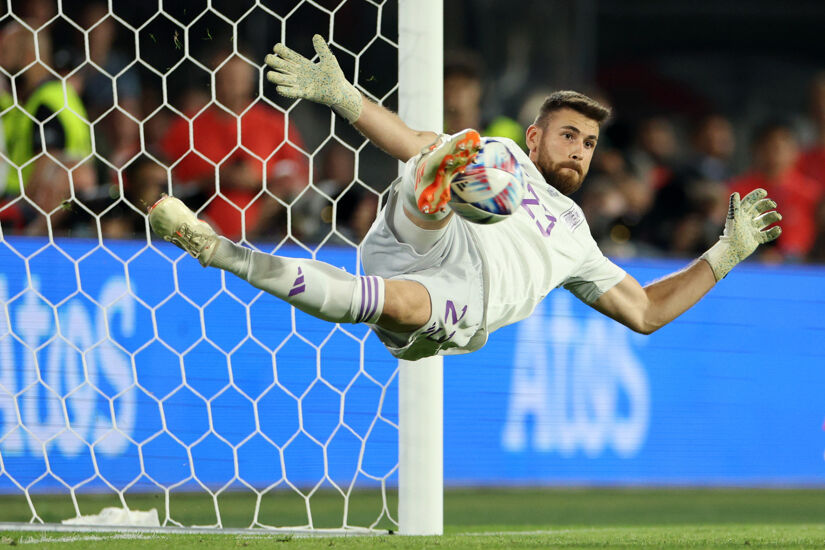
[265, 34, 362, 122]
[701, 188, 782, 280]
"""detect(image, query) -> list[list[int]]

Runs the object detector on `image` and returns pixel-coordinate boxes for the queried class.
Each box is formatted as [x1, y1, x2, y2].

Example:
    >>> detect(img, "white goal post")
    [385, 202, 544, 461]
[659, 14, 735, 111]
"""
[0, 0, 444, 536]
[397, 0, 444, 536]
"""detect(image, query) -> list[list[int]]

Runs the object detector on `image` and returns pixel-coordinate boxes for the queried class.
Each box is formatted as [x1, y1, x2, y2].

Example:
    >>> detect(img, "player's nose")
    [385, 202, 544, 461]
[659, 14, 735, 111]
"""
[569, 140, 585, 160]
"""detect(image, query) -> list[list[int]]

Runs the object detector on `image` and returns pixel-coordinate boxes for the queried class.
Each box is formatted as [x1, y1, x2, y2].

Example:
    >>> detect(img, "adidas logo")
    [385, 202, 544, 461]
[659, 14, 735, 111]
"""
[288, 267, 305, 297]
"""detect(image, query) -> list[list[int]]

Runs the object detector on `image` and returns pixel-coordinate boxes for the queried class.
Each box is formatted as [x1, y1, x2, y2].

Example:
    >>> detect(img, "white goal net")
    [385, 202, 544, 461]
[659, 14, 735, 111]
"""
[0, 0, 437, 534]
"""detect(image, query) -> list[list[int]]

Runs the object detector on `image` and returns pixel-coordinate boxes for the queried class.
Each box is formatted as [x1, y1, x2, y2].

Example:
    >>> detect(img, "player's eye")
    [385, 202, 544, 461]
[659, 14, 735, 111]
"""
[562, 133, 573, 140]
[585, 140, 595, 149]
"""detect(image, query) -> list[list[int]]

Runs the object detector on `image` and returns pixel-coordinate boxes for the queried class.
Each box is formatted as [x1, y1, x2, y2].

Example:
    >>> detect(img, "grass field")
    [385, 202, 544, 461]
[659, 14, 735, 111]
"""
[1, 488, 824, 548]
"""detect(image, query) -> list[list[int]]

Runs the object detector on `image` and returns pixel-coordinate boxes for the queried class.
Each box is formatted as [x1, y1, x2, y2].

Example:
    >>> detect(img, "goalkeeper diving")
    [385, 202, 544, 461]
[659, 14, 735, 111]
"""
[148, 35, 782, 360]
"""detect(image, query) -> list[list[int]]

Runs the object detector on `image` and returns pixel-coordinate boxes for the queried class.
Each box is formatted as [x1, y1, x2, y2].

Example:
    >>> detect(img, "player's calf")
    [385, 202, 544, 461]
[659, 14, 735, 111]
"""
[148, 195, 388, 326]
[238, 250, 386, 325]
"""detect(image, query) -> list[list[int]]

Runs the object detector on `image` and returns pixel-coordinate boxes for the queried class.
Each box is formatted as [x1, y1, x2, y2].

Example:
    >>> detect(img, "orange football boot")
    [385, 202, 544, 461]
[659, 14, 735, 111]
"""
[414, 129, 482, 214]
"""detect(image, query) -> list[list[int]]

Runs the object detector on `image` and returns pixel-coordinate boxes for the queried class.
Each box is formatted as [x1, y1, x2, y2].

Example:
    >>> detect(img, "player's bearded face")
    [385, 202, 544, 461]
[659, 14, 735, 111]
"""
[528, 109, 599, 196]
[534, 150, 587, 196]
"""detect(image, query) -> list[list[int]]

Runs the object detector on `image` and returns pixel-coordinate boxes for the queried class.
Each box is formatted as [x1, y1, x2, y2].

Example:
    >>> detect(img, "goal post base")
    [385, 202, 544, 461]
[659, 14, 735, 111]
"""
[0, 522, 392, 537]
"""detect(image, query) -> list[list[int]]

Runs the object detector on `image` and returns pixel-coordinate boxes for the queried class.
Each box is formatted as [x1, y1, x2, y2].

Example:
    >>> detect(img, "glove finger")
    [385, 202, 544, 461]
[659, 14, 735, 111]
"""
[759, 225, 782, 244]
[265, 54, 296, 71]
[275, 85, 301, 99]
[266, 70, 297, 87]
[272, 43, 307, 63]
[752, 198, 777, 214]
[740, 188, 768, 211]
[312, 34, 334, 63]
[726, 192, 740, 220]
[754, 210, 782, 230]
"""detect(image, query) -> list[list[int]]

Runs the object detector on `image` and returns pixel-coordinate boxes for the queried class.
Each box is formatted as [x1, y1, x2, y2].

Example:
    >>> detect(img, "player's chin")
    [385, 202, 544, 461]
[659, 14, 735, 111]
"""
[551, 171, 583, 196]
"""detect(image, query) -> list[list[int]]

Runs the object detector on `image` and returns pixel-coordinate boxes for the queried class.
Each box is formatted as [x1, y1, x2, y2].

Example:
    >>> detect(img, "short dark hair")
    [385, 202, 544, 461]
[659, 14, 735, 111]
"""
[533, 91, 612, 128]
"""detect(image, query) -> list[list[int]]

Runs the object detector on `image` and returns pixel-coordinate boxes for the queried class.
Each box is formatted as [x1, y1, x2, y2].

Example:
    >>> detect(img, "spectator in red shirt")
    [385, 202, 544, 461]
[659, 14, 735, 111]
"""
[729, 121, 821, 260]
[796, 73, 825, 192]
[161, 50, 308, 240]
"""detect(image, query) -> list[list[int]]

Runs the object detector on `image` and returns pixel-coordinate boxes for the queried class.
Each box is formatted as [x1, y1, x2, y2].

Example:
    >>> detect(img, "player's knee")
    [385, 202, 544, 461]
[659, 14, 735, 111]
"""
[377, 279, 431, 333]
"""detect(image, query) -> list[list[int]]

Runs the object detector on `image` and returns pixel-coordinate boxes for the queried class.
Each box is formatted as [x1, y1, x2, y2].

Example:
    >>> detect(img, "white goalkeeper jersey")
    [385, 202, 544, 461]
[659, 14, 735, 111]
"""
[361, 136, 627, 359]
[468, 138, 626, 333]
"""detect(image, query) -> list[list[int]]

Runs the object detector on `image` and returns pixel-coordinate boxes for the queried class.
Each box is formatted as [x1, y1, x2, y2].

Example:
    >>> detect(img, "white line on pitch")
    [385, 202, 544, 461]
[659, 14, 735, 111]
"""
[15, 533, 156, 544]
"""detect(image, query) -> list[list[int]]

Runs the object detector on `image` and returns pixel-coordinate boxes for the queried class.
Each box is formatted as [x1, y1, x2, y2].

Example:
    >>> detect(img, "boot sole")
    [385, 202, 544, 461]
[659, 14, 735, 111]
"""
[417, 130, 482, 214]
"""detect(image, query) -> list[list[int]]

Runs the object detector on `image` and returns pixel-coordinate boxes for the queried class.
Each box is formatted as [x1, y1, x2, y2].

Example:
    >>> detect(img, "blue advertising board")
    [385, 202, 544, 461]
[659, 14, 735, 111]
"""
[447, 259, 825, 485]
[0, 237, 823, 492]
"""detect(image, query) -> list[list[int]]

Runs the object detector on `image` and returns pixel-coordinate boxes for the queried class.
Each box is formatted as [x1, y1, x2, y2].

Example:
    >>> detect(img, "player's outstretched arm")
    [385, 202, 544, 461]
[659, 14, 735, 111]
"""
[265, 34, 437, 162]
[592, 188, 782, 334]
[355, 98, 440, 163]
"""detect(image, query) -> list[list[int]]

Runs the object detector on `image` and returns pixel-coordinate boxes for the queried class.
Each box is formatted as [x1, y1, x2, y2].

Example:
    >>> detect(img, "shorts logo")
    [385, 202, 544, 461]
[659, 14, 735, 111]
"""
[445, 300, 467, 324]
[424, 300, 467, 344]
[288, 267, 305, 297]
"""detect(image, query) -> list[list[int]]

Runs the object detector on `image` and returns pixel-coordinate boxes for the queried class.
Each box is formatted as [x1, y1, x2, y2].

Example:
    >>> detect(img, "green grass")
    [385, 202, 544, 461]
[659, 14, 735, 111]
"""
[1, 488, 824, 548]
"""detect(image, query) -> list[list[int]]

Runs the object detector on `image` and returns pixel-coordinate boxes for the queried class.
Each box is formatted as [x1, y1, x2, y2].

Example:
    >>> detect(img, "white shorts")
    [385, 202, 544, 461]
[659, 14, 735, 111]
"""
[361, 179, 488, 361]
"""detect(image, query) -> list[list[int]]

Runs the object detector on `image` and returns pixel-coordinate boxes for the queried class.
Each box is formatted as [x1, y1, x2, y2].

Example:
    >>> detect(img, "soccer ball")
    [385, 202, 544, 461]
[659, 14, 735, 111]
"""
[449, 139, 524, 224]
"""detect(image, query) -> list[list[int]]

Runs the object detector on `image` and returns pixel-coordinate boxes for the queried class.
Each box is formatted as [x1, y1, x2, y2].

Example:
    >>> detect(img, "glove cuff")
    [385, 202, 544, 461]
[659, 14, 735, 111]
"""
[700, 239, 739, 281]
[332, 83, 362, 123]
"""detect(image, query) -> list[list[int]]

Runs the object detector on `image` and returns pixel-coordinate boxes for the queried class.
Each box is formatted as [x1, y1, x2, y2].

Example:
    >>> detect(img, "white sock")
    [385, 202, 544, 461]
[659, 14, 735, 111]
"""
[209, 237, 384, 324]
[392, 199, 449, 255]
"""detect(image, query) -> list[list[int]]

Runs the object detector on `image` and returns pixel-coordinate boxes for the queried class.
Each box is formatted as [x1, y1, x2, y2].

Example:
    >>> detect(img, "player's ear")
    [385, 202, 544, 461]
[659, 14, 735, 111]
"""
[526, 124, 541, 153]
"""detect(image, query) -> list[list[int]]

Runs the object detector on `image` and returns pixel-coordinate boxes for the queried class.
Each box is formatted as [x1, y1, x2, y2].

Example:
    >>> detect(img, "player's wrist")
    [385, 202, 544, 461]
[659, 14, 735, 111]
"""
[331, 84, 362, 123]
[700, 239, 740, 281]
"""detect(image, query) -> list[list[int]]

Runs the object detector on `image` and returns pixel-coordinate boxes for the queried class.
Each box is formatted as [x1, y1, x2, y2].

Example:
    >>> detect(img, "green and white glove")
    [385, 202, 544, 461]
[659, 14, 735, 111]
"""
[701, 188, 782, 281]
[264, 34, 362, 123]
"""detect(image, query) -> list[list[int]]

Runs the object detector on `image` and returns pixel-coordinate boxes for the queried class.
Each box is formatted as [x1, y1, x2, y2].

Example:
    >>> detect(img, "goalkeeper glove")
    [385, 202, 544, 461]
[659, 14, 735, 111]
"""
[264, 34, 362, 123]
[701, 188, 782, 281]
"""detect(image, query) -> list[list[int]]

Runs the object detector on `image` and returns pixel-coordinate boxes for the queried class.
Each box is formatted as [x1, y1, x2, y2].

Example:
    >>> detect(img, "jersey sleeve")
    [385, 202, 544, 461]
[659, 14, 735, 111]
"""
[562, 232, 626, 304]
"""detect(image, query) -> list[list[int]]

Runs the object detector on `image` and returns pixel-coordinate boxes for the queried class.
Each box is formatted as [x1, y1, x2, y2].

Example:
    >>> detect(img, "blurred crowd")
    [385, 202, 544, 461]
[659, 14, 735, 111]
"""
[443, 53, 825, 264]
[2, 2, 825, 264]
[0, 1, 379, 247]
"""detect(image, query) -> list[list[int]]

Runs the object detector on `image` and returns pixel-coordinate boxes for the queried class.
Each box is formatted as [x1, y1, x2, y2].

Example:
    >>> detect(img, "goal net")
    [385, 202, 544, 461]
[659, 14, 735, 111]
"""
[0, 0, 439, 534]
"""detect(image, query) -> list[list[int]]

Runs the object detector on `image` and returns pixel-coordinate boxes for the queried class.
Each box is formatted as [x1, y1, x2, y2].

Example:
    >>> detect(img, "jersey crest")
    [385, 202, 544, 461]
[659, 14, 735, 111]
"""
[561, 205, 584, 231]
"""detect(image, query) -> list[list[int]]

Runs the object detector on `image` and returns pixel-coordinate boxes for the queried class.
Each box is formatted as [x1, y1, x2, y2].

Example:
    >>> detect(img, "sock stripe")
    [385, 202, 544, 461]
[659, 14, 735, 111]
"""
[367, 276, 381, 323]
[353, 276, 383, 324]
[365, 276, 375, 322]
[357, 277, 367, 323]
[373, 276, 381, 321]
[371, 276, 379, 320]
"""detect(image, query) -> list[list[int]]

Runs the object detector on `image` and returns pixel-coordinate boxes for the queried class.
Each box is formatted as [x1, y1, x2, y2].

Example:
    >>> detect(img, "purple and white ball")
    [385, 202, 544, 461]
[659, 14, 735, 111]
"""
[449, 139, 524, 224]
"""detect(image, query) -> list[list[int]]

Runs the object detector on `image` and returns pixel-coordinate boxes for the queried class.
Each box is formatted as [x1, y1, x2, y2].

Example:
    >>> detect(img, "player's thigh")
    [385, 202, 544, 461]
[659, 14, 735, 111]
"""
[377, 279, 431, 333]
